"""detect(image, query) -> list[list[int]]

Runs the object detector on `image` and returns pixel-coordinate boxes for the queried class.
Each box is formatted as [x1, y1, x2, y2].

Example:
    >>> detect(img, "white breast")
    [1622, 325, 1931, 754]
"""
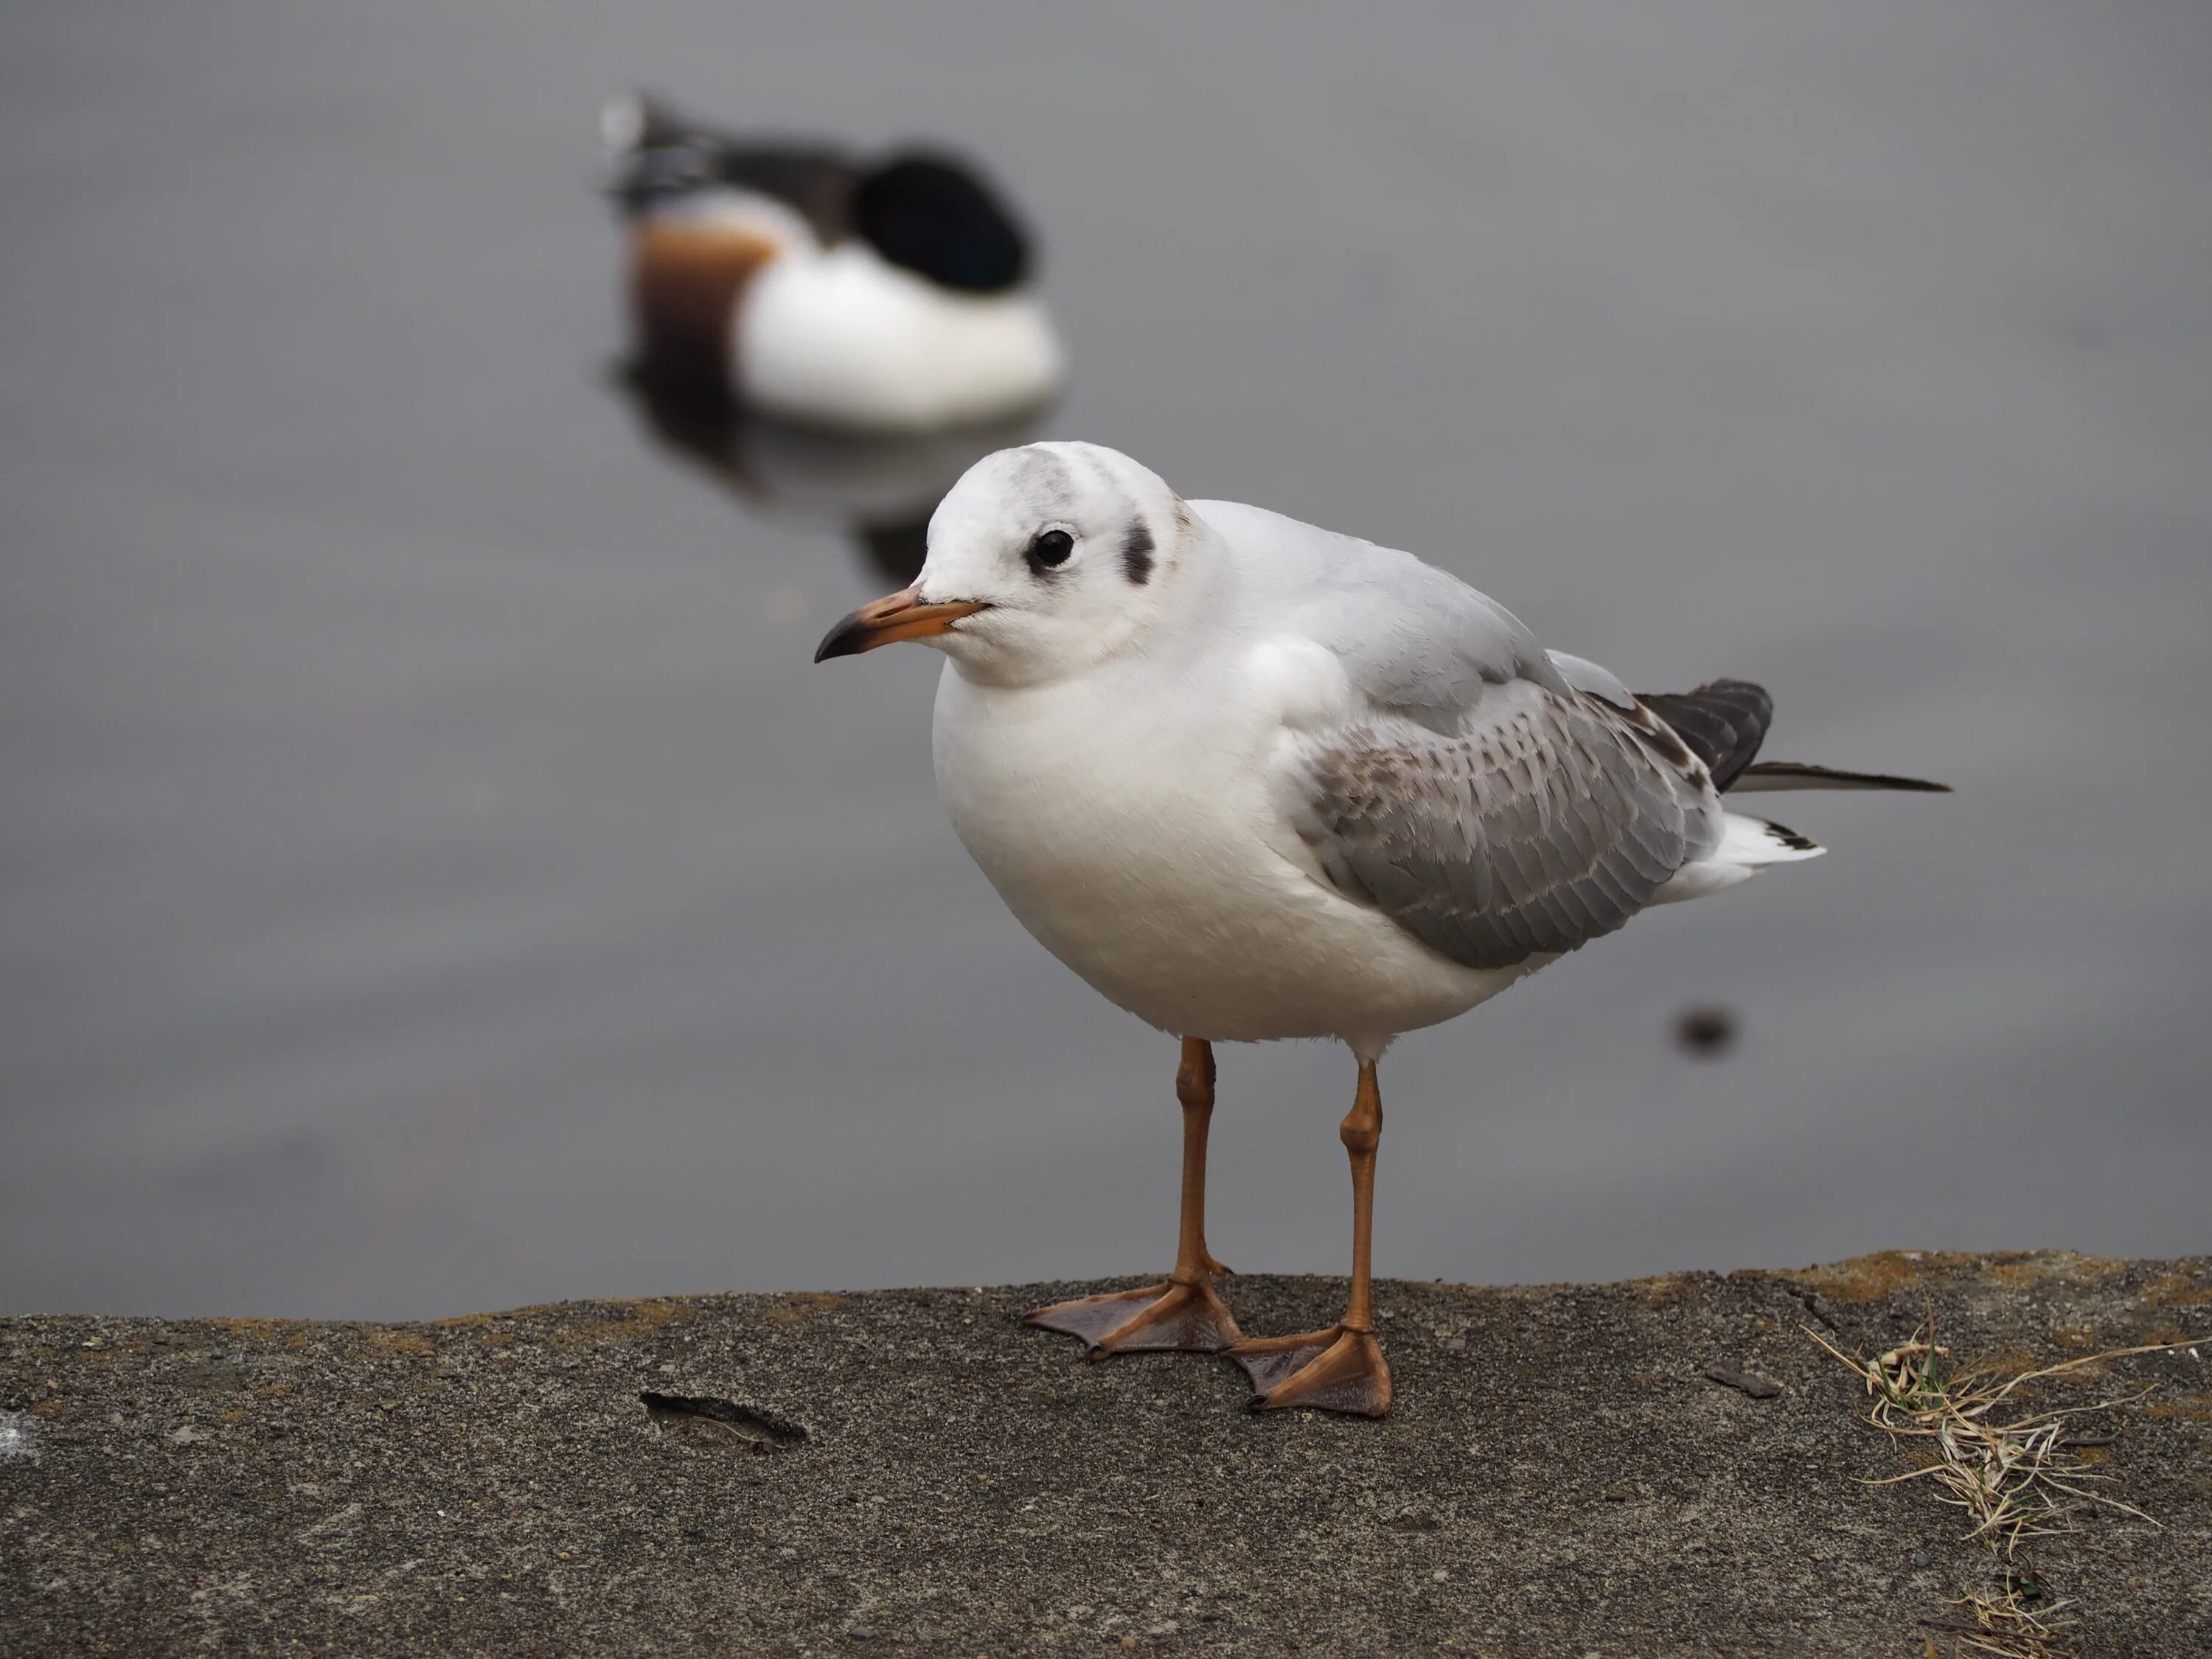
[930, 654, 1529, 1054]
[735, 245, 1064, 433]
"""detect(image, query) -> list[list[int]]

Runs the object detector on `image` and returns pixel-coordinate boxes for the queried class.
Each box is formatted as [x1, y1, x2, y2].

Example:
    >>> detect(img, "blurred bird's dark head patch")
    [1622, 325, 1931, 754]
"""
[855, 154, 1032, 293]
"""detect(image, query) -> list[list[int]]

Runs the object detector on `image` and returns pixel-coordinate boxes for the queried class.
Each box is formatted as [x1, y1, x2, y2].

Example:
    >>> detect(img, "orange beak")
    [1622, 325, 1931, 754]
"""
[813, 588, 987, 661]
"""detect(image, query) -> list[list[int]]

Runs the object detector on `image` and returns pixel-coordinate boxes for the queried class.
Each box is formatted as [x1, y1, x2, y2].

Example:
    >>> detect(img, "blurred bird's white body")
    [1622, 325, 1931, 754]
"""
[605, 98, 1065, 434]
[738, 243, 1062, 433]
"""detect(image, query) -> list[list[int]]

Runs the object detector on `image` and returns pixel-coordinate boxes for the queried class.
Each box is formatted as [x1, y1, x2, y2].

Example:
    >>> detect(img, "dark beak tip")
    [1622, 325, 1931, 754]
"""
[813, 617, 863, 664]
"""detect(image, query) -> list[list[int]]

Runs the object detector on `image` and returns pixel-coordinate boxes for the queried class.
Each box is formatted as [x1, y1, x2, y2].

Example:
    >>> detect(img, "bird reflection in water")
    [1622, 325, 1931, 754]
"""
[611, 362, 1046, 585]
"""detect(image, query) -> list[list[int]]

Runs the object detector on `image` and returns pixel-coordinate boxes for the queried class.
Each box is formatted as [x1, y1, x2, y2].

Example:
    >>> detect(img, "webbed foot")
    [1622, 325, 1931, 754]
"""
[1026, 1276, 1242, 1356]
[1230, 1324, 1392, 1416]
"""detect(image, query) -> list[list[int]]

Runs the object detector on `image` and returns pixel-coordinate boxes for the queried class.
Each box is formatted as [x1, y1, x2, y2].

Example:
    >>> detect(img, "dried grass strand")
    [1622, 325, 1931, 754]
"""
[1810, 1317, 2207, 1659]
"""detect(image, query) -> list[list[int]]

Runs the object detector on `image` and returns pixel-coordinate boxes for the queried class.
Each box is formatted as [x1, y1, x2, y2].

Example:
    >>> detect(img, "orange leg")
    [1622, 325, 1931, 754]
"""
[1026, 1037, 1242, 1355]
[1229, 1057, 1392, 1416]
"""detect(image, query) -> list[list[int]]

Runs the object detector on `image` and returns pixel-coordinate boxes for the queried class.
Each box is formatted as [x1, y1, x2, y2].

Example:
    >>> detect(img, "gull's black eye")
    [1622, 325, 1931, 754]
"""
[1026, 529, 1074, 573]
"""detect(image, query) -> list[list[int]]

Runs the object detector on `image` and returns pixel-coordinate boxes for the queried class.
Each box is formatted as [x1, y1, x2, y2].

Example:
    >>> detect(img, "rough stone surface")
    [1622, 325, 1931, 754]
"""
[4, 1251, 2209, 1657]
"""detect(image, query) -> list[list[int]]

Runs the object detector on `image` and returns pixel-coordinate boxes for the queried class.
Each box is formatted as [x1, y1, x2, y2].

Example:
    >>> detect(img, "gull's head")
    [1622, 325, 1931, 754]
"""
[813, 442, 1192, 686]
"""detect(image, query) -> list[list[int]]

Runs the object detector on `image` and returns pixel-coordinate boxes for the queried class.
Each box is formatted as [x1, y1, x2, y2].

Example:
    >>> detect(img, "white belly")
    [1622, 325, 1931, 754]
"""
[931, 663, 1531, 1053]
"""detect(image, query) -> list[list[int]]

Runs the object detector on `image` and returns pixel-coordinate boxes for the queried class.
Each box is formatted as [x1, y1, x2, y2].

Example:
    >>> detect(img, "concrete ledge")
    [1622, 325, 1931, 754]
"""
[4, 1252, 2209, 1656]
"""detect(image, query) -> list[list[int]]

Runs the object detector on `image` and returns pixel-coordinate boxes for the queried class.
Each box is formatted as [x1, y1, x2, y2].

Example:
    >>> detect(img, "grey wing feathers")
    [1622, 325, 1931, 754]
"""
[1282, 680, 1707, 972]
[1545, 650, 1637, 709]
[1276, 540, 1570, 735]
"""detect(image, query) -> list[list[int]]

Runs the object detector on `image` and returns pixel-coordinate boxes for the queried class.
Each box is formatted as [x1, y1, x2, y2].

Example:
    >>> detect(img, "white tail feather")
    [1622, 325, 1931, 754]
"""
[1651, 813, 1823, 905]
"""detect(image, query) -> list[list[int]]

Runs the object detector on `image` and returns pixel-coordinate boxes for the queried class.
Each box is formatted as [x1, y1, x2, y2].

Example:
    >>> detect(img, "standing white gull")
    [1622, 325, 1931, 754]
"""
[815, 442, 1946, 1416]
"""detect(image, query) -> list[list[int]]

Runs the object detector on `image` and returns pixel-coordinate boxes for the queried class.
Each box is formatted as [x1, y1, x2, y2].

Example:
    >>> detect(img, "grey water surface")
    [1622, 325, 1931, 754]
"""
[4, 1, 2208, 1318]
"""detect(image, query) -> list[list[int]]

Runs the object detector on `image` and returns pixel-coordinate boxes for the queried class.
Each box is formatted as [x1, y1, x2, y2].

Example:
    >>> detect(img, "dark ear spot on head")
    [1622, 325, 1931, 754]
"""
[1121, 519, 1155, 585]
[853, 155, 1030, 293]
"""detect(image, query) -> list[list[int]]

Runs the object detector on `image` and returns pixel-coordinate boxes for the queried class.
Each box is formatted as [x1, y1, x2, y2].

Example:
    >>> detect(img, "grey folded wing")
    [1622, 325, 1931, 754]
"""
[1276, 677, 1713, 972]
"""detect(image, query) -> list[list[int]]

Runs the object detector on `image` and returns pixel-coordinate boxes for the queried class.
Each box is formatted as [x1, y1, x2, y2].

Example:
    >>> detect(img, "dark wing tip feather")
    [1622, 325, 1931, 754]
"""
[1728, 761, 1952, 794]
[1632, 679, 1773, 791]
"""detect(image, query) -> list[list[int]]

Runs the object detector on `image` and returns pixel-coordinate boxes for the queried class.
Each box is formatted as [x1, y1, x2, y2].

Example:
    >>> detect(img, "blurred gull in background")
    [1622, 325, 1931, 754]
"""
[602, 93, 1065, 433]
